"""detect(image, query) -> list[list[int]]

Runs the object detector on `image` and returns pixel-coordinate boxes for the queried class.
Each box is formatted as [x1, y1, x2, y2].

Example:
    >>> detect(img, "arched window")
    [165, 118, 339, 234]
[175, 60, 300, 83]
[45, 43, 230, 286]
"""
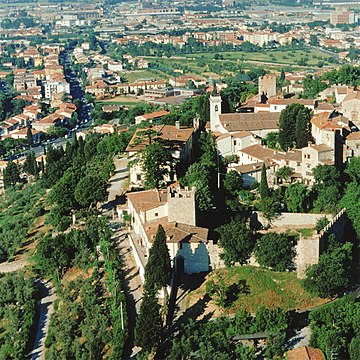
[215, 105, 218, 112]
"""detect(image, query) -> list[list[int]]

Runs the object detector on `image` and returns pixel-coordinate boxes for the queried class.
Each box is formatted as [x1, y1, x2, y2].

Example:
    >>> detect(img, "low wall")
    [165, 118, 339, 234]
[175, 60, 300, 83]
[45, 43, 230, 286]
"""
[128, 234, 145, 283]
[251, 211, 333, 229]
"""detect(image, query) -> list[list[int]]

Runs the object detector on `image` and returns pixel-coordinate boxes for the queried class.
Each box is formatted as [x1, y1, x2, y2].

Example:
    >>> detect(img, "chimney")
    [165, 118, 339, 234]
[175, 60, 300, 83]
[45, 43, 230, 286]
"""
[175, 121, 180, 130]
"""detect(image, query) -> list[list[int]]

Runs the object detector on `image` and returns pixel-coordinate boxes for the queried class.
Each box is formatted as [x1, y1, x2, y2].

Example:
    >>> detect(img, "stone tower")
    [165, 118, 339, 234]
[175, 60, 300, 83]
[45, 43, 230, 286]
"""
[258, 74, 277, 98]
[167, 186, 197, 226]
[209, 94, 222, 132]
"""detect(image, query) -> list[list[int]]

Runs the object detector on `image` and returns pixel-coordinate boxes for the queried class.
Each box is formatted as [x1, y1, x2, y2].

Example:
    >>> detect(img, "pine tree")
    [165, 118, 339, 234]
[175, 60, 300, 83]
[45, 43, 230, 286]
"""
[259, 164, 270, 199]
[135, 290, 162, 352]
[3, 160, 20, 188]
[144, 225, 171, 294]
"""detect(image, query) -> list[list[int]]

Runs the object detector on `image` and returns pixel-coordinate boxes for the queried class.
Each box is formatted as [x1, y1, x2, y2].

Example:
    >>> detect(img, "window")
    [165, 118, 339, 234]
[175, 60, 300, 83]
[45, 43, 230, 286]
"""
[215, 105, 218, 112]
[155, 213, 158, 217]
[274, 106, 277, 110]
[136, 174, 141, 181]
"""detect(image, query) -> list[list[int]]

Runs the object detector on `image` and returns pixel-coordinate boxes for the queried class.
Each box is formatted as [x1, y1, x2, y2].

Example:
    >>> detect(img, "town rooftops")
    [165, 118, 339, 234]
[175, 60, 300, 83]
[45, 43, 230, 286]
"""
[311, 113, 349, 131]
[219, 112, 279, 132]
[269, 98, 314, 106]
[230, 161, 276, 174]
[126, 124, 194, 152]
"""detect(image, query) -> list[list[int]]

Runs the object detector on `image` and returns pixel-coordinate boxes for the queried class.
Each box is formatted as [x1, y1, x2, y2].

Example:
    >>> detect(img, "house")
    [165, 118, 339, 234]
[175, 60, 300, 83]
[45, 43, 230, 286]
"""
[229, 161, 277, 188]
[301, 144, 334, 184]
[346, 131, 360, 157]
[311, 112, 350, 148]
[126, 186, 211, 282]
[126, 122, 198, 188]
[342, 91, 360, 128]
[5, 128, 42, 142]
[134, 110, 170, 125]
[216, 131, 255, 158]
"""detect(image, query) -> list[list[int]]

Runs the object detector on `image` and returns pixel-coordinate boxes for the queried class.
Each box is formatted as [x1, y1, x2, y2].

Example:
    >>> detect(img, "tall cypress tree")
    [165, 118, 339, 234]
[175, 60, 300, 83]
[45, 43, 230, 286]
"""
[144, 225, 171, 294]
[295, 108, 312, 148]
[26, 124, 33, 147]
[259, 164, 270, 199]
[135, 290, 162, 352]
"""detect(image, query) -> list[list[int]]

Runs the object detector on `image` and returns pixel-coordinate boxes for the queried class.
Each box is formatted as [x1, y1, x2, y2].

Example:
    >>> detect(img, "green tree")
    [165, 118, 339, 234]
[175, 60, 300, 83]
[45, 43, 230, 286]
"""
[259, 164, 270, 199]
[295, 107, 312, 148]
[26, 124, 33, 147]
[141, 141, 172, 189]
[285, 182, 311, 212]
[144, 225, 171, 295]
[275, 166, 292, 183]
[224, 170, 243, 197]
[135, 290, 162, 353]
[258, 196, 279, 225]
[74, 174, 108, 208]
[341, 181, 360, 238]
[278, 103, 312, 150]
[303, 242, 352, 298]
[3, 160, 20, 188]
[254, 232, 296, 271]
[215, 218, 253, 267]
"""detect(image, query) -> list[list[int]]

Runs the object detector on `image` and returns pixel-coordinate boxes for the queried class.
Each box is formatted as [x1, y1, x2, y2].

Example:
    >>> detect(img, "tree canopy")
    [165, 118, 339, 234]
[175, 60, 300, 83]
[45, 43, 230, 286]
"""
[216, 217, 254, 267]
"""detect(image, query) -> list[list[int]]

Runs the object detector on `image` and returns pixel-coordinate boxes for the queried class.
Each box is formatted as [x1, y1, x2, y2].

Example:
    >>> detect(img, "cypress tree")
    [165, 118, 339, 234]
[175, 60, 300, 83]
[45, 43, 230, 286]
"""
[144, 225, 171, 294]
[280, 68, 285, 81]
[26, 124, 33, 147]
[135, 290, 162, 352]
[259, 164, 270, 199]
[295, 108, 312, 148]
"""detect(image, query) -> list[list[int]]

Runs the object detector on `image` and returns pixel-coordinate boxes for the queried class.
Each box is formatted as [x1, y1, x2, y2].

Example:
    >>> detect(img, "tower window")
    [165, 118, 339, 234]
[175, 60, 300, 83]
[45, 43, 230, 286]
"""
[215, 105, 218, 112]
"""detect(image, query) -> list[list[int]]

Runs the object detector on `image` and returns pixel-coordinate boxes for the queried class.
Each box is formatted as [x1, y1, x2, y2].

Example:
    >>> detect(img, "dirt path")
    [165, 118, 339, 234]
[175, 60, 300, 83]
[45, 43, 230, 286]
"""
[0, 258, 29, 273]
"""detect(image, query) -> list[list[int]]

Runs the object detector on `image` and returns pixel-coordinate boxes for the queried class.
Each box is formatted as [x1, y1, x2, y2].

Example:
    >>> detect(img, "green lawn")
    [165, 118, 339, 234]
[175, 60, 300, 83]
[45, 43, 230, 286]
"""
[184, 48, 331, 66]
[190, 266, 327, 313]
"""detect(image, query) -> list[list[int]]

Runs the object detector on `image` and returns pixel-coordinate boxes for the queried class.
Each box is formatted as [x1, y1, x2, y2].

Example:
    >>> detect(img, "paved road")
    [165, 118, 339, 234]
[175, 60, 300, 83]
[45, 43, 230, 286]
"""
[112, 227, 143, 359]
[108, 156, 129, 202]
[30, 281, 57, 360]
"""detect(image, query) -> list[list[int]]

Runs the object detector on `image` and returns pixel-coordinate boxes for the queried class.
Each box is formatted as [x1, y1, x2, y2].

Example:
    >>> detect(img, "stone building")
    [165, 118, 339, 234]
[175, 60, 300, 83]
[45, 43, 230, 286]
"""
[126, 186, 214, 281]
[342, 91, 360, 128]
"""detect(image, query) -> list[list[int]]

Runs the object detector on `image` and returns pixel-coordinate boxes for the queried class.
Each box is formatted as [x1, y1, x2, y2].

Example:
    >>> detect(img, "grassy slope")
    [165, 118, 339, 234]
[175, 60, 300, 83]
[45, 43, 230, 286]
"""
[189, 266, 327, 314]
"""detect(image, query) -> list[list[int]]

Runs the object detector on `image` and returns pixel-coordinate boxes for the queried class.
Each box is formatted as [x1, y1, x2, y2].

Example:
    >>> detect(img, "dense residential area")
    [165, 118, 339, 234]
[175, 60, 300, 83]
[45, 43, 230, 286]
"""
[0, 0, 359, 359]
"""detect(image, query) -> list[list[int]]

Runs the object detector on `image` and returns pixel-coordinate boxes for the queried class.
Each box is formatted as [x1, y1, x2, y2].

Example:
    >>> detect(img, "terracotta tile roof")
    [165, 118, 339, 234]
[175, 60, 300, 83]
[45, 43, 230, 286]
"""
[239, 144, 282, 161]
[230, 161, 275, 174]
[343, 91, 360, 102]
[233, 131, 252, 139]
[136, 110, 169, 120]
[127, 189, 168, 214]
[126, 124, 194, 152]
[287, 346, 325, 360]
[270, 98, 314, 106]
[144, 217, 209, 244]
[311, 113, 349, 131]
[219, 112, 279, 132]
[308, 144, 333, 152]
[346, 131, 360, 140]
